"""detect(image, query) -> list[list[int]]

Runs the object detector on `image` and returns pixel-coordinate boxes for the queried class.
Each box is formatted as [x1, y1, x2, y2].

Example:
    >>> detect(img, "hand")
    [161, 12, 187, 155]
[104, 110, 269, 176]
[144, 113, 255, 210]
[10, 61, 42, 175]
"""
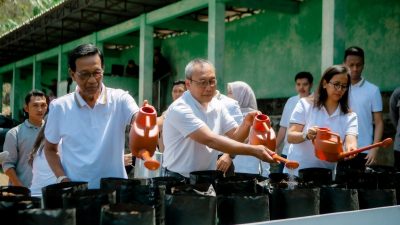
[306, 126, 319, 141]
[365, 148, 378, 165]
[243, 110, 261, 127]
[254, 145, 275, 163]
[124, 153, 133, 166]
[343, 145, 358, 160]
[216, 154, 233, 173]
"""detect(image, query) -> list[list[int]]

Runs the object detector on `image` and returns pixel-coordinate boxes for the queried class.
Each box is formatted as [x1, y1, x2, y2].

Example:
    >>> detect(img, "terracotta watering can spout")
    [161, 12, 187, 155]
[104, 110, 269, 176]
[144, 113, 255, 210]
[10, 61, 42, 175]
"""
[139, 149, 160, 170]
[339, 138, 393, 160]
[271, 153, 300, 169]
[129, 100, 160, 171]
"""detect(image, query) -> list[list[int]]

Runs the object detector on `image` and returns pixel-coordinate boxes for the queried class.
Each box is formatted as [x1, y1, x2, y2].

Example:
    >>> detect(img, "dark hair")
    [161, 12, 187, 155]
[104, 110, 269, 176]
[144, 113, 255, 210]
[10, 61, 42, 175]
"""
[295, 71, 313, 84]
[25, 90, 46, 105]
[344, 46, 364, 62]
[28, 120, 46, 166]
[68, 44, 104, 72]
[173, 80, 185, 87]
[314, 65, 351, 114]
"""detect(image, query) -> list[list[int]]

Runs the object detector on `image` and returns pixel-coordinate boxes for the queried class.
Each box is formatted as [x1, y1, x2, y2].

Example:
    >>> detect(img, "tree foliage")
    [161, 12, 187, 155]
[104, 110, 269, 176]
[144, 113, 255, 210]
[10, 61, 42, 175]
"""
[0, 0, 64, 37]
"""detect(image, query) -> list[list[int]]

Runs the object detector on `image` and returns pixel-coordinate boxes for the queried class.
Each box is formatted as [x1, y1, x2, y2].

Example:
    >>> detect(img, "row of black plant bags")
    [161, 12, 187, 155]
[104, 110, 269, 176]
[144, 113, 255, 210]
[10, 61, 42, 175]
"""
[2, 166, 400, 225]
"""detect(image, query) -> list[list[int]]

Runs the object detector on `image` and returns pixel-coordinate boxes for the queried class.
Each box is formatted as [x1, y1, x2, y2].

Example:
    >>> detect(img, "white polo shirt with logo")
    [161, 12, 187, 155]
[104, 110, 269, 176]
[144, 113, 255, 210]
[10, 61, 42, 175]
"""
[45, 84, 138, 188]
[162, 91, 237, 178]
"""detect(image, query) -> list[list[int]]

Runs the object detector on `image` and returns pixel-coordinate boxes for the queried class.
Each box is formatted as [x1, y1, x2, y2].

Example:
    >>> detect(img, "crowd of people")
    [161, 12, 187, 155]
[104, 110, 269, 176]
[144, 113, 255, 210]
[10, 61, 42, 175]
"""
[0, 44, 399, 199]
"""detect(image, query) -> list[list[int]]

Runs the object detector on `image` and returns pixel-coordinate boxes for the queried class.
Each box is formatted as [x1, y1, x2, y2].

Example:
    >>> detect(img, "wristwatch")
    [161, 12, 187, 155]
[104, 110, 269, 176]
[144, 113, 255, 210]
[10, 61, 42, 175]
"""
[56, 176, 68, 183]
[302, 131, 309, 141]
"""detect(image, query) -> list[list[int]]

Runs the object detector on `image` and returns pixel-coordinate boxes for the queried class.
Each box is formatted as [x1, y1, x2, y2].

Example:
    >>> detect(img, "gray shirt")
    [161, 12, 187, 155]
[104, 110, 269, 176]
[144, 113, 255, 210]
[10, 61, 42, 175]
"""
[390, 87, 400, 151]
[2, 119, 43, 187]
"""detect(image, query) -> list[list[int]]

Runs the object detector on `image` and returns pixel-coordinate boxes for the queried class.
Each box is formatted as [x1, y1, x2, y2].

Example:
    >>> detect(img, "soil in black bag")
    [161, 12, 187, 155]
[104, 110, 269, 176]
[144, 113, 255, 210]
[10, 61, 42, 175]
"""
[42, 181, 88, 209]
[62, 189, 116, 225]
[298, 168, 332, 188]
[17, 208, 76, 225]
[358, 189, 397, 209]
[215, 174, 269, 224]
[164, 184, 217, 225]
[217, 194, 269, 224]
[0, 186, 31, 197]
[320, 186, 359, 213]
[190, 170, 224, 186]
[100, 177, 141, 203]
[215, 175, 258, 195]
[100, 203, 155, 225]
[0, 196, 36, 225]
[269, 188, 320, 220]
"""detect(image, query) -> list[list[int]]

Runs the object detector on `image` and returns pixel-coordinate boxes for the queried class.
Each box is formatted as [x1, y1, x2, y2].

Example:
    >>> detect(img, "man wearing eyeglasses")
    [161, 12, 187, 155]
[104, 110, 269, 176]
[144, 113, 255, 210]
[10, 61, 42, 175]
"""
[44, 44, 139, 188]
[342, 46, 384, 169]
[162, 58, 275, 179]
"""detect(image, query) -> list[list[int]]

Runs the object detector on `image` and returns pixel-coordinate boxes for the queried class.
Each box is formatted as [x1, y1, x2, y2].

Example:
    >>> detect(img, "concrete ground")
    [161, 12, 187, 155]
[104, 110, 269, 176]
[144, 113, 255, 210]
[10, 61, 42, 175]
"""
[0, 170, 8, 185]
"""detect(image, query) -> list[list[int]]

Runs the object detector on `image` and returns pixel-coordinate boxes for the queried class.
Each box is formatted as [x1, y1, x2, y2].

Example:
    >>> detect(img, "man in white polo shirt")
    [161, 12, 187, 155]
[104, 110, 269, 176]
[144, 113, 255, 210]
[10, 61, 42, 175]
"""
[44, 44, 139, 188]
[342, 46, 383, 169]
[162, 58, 275, 179]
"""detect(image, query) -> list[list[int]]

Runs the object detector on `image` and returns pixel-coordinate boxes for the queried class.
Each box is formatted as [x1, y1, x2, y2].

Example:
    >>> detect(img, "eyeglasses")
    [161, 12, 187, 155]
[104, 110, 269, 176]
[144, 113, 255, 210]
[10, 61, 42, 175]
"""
[328, 82, 348, 91]
[190, 79, 217, 88]
[75, 69, 103, 81]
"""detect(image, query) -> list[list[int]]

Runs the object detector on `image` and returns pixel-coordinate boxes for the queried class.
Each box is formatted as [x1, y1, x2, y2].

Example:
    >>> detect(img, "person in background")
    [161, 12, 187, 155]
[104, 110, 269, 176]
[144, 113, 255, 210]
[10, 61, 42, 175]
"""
[2, 90, 47, 187]
[214, 86, 243, 175]
[0, 151, 9, 164]
[125, 59, 139, 78]
[286, 65, 358, 176]
[44, 44, 139, 189]
[275, 72, 313, 172]
[29, 120, 56, 197]
[226, 81, 270, 176]
[342, 46, 383, 170]
[389, 87, 400, 170]
[162, 58, 275, 180]
[158, 80, 186, 152]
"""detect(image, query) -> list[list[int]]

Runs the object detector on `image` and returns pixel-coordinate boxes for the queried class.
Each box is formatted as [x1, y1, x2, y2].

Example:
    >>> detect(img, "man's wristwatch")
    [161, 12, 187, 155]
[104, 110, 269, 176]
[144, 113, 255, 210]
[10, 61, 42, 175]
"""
[56, 176, 68, 183]
[302, 131, 309, 141]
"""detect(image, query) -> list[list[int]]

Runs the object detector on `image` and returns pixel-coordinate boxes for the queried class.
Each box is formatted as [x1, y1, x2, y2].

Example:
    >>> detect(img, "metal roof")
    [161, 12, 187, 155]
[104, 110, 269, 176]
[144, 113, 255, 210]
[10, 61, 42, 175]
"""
[0, 0, 179, 67]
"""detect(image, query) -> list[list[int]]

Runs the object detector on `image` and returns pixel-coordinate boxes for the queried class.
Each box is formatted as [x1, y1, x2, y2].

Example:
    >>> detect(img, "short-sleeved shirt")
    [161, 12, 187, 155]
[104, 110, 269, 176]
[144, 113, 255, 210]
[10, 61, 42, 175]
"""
[45, 84, 138, 188]
[214, 91, 243, 124]
[162, 91, 237, 177]
[284, 98, 358, 176]
[279, 95, 300, 155]
[2, 119, 43, 187]
[349, 78, 382, 149]
[30, 145, 58, 197]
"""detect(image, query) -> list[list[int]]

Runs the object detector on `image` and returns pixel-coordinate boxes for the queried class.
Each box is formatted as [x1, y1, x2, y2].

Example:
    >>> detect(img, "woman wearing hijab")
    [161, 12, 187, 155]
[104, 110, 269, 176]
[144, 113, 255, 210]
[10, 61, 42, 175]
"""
[227, 81, 270, 176]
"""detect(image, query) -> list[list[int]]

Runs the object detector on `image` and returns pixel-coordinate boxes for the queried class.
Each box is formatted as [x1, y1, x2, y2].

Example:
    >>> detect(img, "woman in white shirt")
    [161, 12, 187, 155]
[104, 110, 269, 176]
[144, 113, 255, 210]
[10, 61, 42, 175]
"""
[285, 65, 358, 176]
[29, 121, 58, 197]
[227, 81, 270, 176]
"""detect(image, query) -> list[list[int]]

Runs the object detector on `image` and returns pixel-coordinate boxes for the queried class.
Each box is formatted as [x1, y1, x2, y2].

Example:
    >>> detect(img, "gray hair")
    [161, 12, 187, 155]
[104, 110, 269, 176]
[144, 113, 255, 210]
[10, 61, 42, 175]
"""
[184, 58, 215, 79]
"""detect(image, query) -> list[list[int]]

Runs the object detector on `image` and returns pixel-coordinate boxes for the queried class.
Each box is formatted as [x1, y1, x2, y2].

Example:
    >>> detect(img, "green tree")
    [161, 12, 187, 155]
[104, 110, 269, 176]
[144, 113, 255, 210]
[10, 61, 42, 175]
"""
[0, 0, 63, 37]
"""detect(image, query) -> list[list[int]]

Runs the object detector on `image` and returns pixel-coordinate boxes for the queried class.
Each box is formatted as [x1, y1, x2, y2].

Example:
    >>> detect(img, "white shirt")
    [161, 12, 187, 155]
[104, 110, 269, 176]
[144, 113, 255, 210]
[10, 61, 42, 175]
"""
[215, 91, 243, 124]
[162, 91, 237, 177]
[349, 78, 382, 150]
[233, 109, 270, 177]
[279, 95, 300, 155]
[30, 145, 59, 197]
[284, 98, 358, 176]
[45, 85, 139, 188]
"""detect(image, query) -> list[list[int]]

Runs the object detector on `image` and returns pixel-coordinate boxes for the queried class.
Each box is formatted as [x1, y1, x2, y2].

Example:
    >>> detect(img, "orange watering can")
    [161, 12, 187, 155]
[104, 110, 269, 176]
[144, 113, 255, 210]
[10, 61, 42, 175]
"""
[249, 114, 299, 169]
[129, 100, 160, 170]
[313, 127, 393, 162]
